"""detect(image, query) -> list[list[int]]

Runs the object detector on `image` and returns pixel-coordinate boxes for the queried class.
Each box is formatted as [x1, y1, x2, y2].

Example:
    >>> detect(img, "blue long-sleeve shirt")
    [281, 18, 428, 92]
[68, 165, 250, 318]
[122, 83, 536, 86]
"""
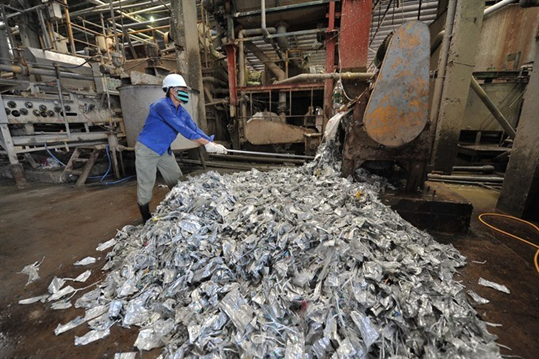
[137, 97, 213, 155]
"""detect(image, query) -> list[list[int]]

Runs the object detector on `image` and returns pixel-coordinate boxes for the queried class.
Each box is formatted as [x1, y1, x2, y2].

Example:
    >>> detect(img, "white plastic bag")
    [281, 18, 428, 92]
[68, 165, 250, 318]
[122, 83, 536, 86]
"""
[324, 112, 347, 141]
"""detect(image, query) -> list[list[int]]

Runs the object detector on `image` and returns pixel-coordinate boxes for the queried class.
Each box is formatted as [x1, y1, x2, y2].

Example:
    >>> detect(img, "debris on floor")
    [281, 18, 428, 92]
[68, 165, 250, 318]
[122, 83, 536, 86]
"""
[74, 257, 97, 266]
[19, 257, 45, 285]
[25, 142, 501, 357]
[478, 277, 511, 294]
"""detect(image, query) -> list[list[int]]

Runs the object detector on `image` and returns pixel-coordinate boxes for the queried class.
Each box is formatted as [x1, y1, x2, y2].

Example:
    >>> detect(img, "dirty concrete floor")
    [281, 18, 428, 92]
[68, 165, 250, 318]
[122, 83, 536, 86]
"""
[0, 177, 538, 358]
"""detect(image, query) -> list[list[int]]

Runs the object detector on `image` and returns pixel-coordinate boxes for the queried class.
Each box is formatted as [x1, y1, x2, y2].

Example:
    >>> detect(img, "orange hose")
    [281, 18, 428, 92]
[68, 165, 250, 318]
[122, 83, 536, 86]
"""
[478, 213, 539, 274]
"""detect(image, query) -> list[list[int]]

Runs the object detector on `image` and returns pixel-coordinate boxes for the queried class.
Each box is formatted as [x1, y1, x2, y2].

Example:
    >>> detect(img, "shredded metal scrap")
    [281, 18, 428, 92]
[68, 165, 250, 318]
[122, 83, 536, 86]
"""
[53, 142, 500, 357]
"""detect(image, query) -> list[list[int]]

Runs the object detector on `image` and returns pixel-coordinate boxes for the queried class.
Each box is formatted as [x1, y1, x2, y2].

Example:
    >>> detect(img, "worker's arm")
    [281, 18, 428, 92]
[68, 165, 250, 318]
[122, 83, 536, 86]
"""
[153, 101, 210, 144]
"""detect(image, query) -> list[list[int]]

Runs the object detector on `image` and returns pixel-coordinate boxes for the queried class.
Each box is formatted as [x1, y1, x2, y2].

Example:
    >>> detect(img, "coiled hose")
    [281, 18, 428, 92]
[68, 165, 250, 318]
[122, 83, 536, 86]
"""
[478, 213, 539, 274]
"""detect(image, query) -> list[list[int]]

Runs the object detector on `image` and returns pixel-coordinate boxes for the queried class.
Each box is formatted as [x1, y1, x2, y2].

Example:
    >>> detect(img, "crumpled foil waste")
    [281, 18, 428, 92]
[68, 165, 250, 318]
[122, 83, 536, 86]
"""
[52, 142, 501, 357]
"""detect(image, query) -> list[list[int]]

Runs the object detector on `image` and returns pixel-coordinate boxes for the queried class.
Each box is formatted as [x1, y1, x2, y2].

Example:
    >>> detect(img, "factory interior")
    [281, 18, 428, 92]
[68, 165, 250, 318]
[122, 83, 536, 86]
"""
[0, 0, 538, 357]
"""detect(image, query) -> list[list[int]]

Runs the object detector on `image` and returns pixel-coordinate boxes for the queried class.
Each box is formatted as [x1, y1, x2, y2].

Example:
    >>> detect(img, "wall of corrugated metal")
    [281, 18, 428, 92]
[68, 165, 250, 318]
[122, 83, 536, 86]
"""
[475, 5, 539, 71]
[368, 0, 439, 68]
[244, 1, 440, 74]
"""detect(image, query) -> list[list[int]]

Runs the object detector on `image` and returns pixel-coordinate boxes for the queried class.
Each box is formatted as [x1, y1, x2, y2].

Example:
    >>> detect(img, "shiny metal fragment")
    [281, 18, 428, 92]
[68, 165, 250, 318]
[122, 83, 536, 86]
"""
[74, 256, 96, 266]
[18, 294, 49, 305]
[467, 290, 490, 305]
[478, 277, 510, 294]
[54, 316, 86, 335]
[48, 277, 66, 294]
[48, 285, 76, 302]
[19, 258, 44, 285]
[51, 301, 72, 310]
[74, 328, 110, 346]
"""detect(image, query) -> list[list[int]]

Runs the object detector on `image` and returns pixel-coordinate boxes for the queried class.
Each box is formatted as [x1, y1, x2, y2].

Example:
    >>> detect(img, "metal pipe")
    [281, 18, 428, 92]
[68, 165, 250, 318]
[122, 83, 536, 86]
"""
[244, 42, 286, 81]
[470, 77, 517, 139]
[203, 76, 227, 86]
[210, 153, 307, 164]
[452, 165, 495, 173]
[238, 28, 276, 88]
[112, 4, 167, 18]
[70, 0, 151, 16]
[428, 173, 504, 182]
[88, 0, 165, 36]
[235, 0, 333, 17]
[274, 72, 374, 85]
[108, 0, 120, 52]
[115, 17, 170, 29]
[3, 3, 47, 19]
[226, 148, 314, 159]
[236, 28, 327, 43]
[0, 63, 94, 80]
[54, 65, 71, 137]
[63, 0, 77, 54]
[428, 178, 503, 187]
[431, 30, 445, 55]
[484, 0, 517, 17]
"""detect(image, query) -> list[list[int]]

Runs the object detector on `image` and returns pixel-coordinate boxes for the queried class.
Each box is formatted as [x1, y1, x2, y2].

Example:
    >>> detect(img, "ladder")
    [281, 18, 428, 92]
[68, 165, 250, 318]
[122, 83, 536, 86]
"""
[61, 146, 103, 186]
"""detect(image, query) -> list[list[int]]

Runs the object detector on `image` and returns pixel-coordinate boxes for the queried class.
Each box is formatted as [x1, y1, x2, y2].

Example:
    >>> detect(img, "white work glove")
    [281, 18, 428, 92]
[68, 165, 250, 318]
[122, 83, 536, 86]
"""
[204, 142, 227, 154]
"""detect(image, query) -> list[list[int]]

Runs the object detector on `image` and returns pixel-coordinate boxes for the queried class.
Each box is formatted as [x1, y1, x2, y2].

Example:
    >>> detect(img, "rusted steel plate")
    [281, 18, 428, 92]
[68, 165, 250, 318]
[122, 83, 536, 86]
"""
[244, 119, 314, 145]
[364, 21, 430, 148]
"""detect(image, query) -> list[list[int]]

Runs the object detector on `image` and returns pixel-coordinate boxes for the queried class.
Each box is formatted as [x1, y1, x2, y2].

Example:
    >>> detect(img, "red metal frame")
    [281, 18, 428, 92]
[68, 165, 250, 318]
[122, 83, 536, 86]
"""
[339, 0, 372, 71]
[323, 1, 337, 121]
[225, 44, 238, 107]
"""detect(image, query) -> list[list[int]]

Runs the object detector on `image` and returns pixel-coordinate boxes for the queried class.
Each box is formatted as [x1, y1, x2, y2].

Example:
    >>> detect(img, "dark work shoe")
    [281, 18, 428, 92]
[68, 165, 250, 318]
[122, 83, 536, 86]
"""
[138, 203, 151, 224]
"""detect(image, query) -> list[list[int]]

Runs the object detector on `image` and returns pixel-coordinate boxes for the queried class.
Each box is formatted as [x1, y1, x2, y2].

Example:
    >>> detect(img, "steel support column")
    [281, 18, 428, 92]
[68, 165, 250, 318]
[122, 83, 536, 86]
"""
[323, 1, 336, 122]
[225, 43, 240, 149]
[170, 0, 207, 132]
[431, 0, 484, 173]
[225, 44, 238, 109]
[339, 0, 372, 71]
[497, 37, 539, 217]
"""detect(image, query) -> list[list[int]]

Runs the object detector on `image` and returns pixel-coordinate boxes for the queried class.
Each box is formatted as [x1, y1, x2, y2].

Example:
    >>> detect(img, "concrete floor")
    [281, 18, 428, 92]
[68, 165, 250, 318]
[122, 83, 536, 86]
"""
[0, 177, 538, 358]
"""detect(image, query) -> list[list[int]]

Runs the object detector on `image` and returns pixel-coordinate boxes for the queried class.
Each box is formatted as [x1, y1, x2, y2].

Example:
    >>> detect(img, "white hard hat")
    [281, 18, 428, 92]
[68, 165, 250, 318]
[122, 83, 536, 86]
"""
[162, 74, 190, 90]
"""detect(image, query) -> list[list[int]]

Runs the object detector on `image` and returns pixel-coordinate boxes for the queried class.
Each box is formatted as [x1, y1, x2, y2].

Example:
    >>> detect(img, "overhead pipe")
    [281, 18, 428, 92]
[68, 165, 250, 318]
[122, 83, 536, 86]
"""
[274, 72, 374, 85]
[244, 42, 286, 81]
[244, 41, 287, 117]
[115, 17, 170, 29]
[470, 77, 517, 139]
[70, 0, 151, 16]
[484, 0, 517, 17]
[260, 1, 287, 117]
[0, 63, 93, 80]
[261, 0, 284, 61]
[86, 0, 165, 36]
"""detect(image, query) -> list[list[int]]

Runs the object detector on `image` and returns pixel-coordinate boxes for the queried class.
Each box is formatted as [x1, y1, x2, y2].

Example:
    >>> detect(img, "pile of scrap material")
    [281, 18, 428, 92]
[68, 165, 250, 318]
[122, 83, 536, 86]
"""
[54, 143, 501, 357]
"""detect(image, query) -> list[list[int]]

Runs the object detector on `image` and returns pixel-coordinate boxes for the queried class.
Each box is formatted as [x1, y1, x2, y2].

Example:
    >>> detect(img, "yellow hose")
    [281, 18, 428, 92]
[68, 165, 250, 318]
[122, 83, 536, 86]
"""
[478, 213, 539, 274]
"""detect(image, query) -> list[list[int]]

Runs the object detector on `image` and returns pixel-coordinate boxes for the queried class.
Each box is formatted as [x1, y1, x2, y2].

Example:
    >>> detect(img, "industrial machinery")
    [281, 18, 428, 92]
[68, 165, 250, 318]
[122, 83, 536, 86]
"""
[0, 47, 124, 185]
[342, 21, 431, 192]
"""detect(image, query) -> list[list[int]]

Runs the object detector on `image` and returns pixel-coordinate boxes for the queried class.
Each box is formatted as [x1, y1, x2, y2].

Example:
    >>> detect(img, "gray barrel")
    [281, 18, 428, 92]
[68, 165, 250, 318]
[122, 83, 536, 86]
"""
[118, 84, 200, 150]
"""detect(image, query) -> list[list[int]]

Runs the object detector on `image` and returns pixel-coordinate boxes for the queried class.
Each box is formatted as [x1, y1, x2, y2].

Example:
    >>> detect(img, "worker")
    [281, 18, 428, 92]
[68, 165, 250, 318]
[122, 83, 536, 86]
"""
[135, 73, 227, 224]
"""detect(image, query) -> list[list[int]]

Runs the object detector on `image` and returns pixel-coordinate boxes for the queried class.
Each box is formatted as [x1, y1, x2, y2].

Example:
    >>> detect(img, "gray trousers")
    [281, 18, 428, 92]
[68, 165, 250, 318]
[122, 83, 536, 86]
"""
[135, 142, 182, 205]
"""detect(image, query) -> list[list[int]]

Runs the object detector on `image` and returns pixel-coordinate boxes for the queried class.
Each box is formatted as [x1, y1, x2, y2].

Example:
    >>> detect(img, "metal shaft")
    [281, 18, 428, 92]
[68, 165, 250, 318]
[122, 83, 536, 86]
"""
[225, 149, 314, 160]
[470, 77, 517, 139]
